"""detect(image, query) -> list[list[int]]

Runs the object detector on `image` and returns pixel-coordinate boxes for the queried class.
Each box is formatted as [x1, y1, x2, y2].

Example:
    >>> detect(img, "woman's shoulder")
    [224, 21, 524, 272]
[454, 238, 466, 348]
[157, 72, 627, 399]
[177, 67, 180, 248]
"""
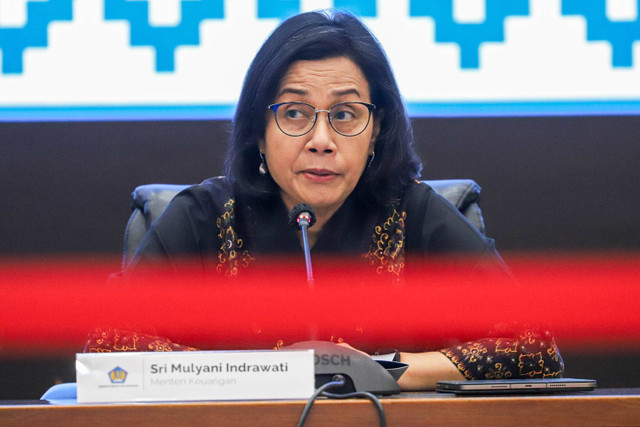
[168, 176, 235, 211]
[400, 180, 475, 223]
[397, 180, 435, 211]
[399, 180, 454, 229]
[152, 176, 237, 228]
[400, 180, 490, 252]
[188, 176, 234, 200]
[125, 177, 242, 268]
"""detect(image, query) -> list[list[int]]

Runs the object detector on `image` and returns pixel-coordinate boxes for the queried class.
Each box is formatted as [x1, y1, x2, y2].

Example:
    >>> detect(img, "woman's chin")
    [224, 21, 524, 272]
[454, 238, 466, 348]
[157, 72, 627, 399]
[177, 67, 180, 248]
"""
[312, 200, 350, 217]
[280, 185, 350, 217]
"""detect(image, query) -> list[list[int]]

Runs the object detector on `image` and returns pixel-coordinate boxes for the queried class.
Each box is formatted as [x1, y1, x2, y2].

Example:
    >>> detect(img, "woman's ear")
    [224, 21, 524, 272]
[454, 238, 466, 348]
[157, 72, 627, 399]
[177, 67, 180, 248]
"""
[369, 110, 383, 154]
[259, 138, 266, 153]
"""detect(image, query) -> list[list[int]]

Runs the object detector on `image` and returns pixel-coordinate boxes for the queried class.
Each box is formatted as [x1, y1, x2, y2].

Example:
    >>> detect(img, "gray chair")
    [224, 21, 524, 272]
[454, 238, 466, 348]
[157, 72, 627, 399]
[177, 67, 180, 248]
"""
[123, 184, 189, 267]
[123, 179, 485, 266]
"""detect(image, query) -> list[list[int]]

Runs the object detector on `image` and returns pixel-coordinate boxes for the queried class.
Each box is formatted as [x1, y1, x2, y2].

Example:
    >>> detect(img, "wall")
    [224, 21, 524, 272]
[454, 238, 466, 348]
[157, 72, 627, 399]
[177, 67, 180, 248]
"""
[2, 116, 639, 255]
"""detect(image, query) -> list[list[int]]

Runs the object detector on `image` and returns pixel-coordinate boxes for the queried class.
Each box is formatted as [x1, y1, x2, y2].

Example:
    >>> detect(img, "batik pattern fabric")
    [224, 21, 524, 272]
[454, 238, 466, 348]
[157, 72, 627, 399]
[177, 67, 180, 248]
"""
[215, 198, 253, 276]
[89, 178, 563, 380]
[85, 327, 198, 353]
[439, 325, 564, 380]
[364, 207, 407, 277]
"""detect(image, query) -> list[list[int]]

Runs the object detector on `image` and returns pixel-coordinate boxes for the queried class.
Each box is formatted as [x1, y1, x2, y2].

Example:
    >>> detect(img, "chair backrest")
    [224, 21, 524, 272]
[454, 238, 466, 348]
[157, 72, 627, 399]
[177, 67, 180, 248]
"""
[122, 179, 485, 266]
[425, 179, 485, 235]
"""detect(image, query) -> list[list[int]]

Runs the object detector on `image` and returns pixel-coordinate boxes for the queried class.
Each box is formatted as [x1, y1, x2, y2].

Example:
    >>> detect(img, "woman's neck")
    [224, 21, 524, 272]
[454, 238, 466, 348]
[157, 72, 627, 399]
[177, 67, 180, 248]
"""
[278, 191, 344, 249]
[294, 204, 339, 249]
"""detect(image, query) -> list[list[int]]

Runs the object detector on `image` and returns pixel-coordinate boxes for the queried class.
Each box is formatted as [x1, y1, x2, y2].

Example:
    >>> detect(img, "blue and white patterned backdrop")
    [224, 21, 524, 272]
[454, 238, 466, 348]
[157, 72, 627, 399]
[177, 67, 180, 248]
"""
[1, 0, 640, 121]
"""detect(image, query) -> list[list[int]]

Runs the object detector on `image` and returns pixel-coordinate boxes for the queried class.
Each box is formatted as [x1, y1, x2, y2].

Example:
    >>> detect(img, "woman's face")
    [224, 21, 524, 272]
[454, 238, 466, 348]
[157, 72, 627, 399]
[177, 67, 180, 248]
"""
[260, 56, 379, 219]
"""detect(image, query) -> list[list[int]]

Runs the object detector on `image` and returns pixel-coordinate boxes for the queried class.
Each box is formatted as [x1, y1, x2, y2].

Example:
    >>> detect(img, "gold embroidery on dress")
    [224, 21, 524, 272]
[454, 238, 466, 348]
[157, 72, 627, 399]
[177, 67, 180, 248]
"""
[216, 198, 253, 276]
[441, 349, 473, 379]
[111, 329, 138, 352]
[364, 208, 406, 277]
[461, 342, 488, 363]
[495, 338, 519, 354]
[440, 332, 564, 380]
[518, 352, 544, 377]
[485, 362, 513, 380]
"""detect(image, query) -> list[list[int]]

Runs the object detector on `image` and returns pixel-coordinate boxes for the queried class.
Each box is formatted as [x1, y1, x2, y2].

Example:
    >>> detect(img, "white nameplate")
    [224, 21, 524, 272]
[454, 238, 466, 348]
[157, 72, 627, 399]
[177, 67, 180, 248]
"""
[76, 350, 314, 403]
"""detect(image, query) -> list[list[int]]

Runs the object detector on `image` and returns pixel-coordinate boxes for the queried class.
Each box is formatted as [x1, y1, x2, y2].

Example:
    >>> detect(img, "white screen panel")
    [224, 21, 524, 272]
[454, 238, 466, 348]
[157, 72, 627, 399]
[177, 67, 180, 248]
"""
[1, 0, 639, 121]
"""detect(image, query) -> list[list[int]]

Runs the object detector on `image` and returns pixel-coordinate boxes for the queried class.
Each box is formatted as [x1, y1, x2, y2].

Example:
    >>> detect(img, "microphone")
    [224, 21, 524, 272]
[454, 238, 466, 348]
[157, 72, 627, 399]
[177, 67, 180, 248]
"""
[288, 203, 316, 288]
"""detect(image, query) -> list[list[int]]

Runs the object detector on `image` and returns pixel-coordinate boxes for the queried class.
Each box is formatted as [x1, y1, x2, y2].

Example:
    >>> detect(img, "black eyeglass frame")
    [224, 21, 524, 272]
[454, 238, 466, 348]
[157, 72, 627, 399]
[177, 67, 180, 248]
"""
[266, 101, 377, 137]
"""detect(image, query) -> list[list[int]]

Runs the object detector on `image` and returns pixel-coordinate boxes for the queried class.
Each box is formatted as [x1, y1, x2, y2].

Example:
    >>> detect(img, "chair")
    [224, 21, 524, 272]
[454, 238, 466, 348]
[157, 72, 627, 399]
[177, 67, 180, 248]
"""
[122, 179, 485, 266]
[123, 184, 189, 267]
[426, 179, 485, 234]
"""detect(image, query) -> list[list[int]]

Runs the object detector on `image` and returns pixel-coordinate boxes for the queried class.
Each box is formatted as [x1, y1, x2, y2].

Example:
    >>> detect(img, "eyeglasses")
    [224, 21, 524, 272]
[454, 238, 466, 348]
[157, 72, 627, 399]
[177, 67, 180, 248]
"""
[267, 101, 376, 137]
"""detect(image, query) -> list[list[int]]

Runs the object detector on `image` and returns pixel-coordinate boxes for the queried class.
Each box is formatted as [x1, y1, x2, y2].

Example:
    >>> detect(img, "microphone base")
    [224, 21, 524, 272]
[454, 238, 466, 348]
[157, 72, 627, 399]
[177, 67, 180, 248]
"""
[285, 341, 407, 395]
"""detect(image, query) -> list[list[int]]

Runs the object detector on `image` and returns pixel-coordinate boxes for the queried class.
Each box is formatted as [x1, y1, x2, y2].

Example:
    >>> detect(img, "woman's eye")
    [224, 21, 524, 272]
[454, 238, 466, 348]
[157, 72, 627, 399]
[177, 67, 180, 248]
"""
[284, 109, 306, 119]
[332, 110, 355, 121]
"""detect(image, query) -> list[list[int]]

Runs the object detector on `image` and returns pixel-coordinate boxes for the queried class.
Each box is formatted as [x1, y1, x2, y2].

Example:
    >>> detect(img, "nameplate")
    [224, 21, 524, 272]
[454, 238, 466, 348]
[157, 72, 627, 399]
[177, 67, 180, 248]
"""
[76, 350, 314, 403]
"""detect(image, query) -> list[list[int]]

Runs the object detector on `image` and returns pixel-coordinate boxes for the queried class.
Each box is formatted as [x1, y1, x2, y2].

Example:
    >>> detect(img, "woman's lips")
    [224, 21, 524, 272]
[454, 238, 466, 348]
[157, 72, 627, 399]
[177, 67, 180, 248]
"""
[301, 168, 338, 183]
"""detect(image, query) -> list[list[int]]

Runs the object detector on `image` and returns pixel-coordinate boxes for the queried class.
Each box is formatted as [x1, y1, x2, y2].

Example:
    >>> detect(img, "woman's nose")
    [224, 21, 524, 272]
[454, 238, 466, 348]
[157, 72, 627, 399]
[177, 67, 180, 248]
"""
[306, 113, 336, 153]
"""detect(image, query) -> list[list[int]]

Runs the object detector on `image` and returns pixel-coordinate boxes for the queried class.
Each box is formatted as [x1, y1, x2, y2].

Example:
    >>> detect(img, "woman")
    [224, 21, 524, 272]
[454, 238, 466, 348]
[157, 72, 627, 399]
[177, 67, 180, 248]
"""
[93, 10, 563, 390]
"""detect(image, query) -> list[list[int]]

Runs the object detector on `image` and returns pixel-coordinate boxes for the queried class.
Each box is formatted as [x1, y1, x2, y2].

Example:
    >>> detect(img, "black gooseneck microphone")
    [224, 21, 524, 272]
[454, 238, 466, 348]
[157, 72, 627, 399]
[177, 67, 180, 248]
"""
[288, 203, 316, 289]
[286, 206, 401, 419]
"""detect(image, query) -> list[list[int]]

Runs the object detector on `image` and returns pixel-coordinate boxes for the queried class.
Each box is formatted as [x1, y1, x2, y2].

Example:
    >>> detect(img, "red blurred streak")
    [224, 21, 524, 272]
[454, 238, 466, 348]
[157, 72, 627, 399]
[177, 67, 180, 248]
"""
[0, 254, 639, 355]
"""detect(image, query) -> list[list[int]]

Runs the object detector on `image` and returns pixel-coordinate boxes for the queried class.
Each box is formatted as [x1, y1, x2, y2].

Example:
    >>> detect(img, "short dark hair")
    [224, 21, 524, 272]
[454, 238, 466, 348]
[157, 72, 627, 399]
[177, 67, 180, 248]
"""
[225, 10, 422, 206]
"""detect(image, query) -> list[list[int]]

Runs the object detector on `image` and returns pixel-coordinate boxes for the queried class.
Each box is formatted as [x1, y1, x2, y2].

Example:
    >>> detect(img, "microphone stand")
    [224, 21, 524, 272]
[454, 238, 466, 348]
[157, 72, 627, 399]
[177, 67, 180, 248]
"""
[289, 204, 317, 340]
[299, 219, 315, 290]
[299, 220, 316, 339]
[289, 204, 317, 291]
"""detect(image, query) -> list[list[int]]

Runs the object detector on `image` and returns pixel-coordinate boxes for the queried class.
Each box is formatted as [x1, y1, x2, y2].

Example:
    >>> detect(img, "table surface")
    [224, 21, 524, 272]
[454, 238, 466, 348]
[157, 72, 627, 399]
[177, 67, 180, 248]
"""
[1, 388, 640, 426]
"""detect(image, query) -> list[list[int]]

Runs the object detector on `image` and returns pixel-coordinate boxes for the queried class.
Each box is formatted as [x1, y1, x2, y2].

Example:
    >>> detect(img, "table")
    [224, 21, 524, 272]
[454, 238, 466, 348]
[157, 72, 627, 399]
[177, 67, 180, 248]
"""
[1, 388, 640, 426]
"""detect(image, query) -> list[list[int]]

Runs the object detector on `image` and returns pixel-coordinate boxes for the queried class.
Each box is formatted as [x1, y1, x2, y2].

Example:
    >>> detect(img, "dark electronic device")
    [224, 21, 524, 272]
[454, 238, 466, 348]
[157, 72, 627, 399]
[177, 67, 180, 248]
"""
[437, 378, 597, 395]
[286, 341, 408, 395]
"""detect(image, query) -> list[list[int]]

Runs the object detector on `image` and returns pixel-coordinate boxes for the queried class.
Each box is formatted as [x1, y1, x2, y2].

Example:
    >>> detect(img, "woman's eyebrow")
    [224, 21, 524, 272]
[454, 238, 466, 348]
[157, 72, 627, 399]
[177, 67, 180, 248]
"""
[277, 88, 362, 99]
[277, 88, 307, 98]
[332, 88, 361, 98]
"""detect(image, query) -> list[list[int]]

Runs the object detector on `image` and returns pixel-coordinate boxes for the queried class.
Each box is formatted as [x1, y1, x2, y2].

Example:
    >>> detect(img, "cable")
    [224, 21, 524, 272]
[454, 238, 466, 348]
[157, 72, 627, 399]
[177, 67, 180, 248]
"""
[297, 377, 345, 427]
[322, 391, 386, 427]
[297, 375, 387, 427]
